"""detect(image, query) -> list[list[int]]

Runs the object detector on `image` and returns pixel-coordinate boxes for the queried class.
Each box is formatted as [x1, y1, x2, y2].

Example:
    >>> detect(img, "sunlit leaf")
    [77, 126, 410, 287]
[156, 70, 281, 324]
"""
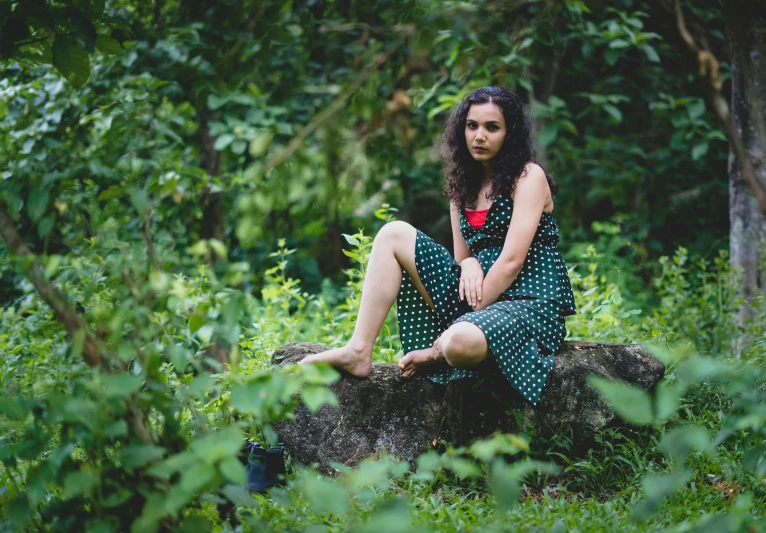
[120, 446, 166, 469]
[101, 374, 143, 398]
[63, 470, 100, 500]
[589, 376, 654, 425]
[301, 384, 338, 413]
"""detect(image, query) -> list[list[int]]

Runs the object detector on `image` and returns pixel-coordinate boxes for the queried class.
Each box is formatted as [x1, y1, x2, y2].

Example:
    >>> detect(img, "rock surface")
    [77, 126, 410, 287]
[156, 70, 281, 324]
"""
[272, 341, 665, 470]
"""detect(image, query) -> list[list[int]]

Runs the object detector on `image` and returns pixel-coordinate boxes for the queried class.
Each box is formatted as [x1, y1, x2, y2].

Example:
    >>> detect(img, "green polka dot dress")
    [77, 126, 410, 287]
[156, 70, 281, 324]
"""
[397, 195, 576, 405]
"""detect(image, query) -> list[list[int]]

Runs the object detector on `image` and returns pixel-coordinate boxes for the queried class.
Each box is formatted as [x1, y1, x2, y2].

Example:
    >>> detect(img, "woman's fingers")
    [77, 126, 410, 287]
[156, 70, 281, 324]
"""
[476, 277, 482, 302]
[459, 278, 464, 301]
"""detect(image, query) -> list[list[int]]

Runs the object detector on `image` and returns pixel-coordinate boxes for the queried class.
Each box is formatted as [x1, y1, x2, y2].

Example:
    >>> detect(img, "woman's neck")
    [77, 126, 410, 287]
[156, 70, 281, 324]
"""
[482, 162, 492, 183]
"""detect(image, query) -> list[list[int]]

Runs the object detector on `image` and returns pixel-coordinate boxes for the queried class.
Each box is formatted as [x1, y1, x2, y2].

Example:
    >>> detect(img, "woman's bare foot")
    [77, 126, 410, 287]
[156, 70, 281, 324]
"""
[399, 345, 443, 379]
[299, 344, 373, 378]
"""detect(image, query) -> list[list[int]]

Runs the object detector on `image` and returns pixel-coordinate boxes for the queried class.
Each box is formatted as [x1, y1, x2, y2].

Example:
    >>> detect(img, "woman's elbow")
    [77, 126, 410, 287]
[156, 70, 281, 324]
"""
[500, 258, 524, 279]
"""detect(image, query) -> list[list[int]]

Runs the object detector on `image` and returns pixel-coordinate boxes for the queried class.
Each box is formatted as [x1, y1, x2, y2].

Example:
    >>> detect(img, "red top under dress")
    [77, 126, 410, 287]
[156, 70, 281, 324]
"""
[464, 208, 489, 229]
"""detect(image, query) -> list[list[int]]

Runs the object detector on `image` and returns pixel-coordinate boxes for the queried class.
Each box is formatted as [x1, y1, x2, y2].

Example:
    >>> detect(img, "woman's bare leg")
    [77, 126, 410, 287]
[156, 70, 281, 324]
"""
[400, 322, 489, 378]
[300, 221, 434, 377]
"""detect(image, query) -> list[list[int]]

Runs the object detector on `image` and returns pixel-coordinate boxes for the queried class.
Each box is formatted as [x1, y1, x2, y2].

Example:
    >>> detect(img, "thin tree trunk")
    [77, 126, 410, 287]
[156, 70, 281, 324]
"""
[199, 110, 225, 244]
[725, 2, 766, 331]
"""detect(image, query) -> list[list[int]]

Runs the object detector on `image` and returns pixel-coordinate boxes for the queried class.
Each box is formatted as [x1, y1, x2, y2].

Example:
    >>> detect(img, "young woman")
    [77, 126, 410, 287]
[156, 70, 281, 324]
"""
[301, 86, 576, 405]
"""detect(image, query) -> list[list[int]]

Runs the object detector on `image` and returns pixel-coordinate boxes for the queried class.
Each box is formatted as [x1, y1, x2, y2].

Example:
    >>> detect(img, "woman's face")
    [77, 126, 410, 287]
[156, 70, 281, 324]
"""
[464, 102, 507, 164]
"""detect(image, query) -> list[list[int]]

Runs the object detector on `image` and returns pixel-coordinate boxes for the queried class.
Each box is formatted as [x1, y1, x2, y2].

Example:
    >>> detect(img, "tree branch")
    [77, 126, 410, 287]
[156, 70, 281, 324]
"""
[672, 0, 766, 214]
[0, 203, 158, 446]
[0, 203, 104, 368]
[263, 34, 411, 174]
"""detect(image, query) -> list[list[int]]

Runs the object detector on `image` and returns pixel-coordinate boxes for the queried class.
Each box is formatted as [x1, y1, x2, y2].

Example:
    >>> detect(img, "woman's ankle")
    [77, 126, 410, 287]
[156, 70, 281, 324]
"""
[346, 339, 374, 357]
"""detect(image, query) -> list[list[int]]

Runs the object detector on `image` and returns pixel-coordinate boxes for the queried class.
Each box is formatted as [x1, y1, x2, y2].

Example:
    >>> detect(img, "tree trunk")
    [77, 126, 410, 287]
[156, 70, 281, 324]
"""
[725, 3, 766, 331]
[199, 110, 225, 244]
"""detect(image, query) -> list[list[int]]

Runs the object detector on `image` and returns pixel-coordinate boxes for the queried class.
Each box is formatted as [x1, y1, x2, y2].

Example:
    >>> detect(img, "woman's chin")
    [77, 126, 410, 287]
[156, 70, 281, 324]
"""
[471, 152, 493, 162]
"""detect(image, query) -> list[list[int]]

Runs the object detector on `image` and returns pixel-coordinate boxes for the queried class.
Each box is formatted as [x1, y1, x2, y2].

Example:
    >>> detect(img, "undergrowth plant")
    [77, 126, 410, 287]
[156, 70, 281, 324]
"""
[2, 208, 765, 532]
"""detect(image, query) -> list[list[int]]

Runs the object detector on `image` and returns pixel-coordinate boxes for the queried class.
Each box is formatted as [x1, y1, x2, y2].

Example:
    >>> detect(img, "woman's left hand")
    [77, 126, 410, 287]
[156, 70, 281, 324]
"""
[459, 257, 484, 308]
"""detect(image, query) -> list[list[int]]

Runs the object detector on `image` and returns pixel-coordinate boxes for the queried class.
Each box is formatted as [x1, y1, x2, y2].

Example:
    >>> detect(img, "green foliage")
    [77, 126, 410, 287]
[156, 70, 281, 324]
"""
[566, 244, 642, 342]
[643, 247, 745, 354]
[1, 0, 764, 531]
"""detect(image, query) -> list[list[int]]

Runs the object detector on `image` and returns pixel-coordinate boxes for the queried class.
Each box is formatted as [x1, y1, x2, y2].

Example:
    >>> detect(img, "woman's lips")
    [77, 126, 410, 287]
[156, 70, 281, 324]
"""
[474, 146, 487, 152]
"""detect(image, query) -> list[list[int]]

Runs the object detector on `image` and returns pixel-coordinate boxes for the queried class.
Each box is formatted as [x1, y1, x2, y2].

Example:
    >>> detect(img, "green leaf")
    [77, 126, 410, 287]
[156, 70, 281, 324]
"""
[218, 456, 246, 484]
[101, 374, 143, 398]
[230, 374, 301, 418]
[38, 216, 55, 238]
[298, 362, 341, 385]
[609, 39, 631, 49]
[301, 384, 338, 413]
[691, 142, 708, 160]
[129, 189, 147, 215]
[342, 234, 360, 246]
[188, 313, 205, 334]
[180, 463, 217, 493]
[688, 99, 706, 120]
[301, 474, 349, 516]
[209, 239, 227, 259]
[659, 425, 710, 464]
[589, 376, 654, 425]
[27, 188, 49, 222]
[220, 484, 257, 506]
[189, 426, 244, 464]
[98, 186, 124, 202]
[95, 35, 124, 56]
[491, 459, 560, 510]
[214, 134, 235, 151]
[147, 451, 196, 479]
[184, 374, 216, 399]
[71, 328, 86, 359]
[120, 446, 166, 469]
[537, 123, 559, 148]
[416, 451, 442, 472]
[446, 457, 482, 479]
[354, 498, 413, 533]
[6, 495, 31, 529]
[633, 468, 693, 520]
[604, 49, 621, 66]
[602, 104, 623, 123]
[742, 443, 766, 476]
[654, 380, 685, 421]
[641, 44, 660, 62]
[249, 130, 274, 157]
[0, 398, 27, 420]
[231, 139, 248, 155]
[208, 94, 229, 111]
[63, 470, 100, 499]
[44, 254, 62, 279]
[675, 355, 729, 386]
[52, 37, 90, 89]
[469, 433, 529, 462]
[177, 516, 214, 533]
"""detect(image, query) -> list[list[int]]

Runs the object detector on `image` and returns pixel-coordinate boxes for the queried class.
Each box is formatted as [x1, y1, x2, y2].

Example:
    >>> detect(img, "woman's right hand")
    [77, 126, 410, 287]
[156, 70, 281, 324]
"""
[459, 257, 484, 308]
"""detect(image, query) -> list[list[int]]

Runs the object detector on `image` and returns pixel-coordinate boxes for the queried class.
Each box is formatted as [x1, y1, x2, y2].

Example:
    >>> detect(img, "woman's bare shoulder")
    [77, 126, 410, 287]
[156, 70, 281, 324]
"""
[518, 162, 546, 183]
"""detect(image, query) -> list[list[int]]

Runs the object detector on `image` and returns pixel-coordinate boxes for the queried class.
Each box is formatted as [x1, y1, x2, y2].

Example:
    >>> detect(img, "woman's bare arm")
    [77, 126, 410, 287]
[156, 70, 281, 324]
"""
[450, 201, 472, 263]
[472, 166, 549, 310]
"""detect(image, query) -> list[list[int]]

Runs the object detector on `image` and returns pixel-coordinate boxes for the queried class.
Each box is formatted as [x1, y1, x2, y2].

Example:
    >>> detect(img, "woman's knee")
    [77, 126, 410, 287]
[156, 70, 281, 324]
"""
[440, 322, 487, 367]
[376, 221, 415, 245]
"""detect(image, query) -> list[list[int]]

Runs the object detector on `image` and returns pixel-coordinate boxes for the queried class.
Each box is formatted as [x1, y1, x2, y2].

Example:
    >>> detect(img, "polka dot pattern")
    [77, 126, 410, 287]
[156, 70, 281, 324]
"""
[396, 196, 576, 405]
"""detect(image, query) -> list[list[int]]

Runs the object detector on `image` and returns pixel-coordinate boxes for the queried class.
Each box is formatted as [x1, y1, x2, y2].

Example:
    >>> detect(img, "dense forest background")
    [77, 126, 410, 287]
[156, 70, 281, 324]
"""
[1, 0, 765, 531]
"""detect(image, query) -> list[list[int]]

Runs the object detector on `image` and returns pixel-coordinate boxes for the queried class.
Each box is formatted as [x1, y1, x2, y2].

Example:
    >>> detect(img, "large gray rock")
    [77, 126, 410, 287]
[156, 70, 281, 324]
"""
[272, 341, 664, 470]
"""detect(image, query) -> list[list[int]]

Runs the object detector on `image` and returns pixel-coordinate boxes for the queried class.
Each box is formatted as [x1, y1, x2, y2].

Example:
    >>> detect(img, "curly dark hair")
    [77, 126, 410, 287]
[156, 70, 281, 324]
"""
[441, 86, 557, 210]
